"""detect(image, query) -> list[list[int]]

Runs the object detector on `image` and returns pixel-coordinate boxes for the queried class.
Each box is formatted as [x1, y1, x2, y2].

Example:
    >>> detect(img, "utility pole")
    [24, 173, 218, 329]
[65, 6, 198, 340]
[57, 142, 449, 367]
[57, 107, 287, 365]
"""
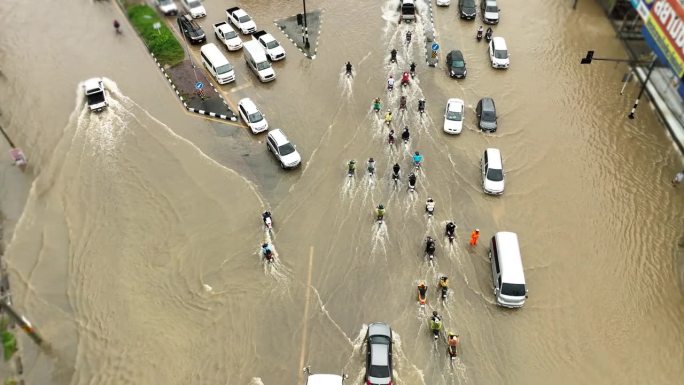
[628, 58, 658, 119]
[573, 0, 578, 10]
[302, 0, 310, 49]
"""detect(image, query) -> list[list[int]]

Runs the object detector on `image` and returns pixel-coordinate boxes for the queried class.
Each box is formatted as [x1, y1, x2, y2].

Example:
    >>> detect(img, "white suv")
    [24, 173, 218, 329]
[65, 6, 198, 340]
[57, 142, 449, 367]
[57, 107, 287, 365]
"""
[180, 0, 205, 18]
[266, 129, 301, 168]
[489, 37, 509, 69]
[481, 148, 504, 195]
[238, 98, 268, 134]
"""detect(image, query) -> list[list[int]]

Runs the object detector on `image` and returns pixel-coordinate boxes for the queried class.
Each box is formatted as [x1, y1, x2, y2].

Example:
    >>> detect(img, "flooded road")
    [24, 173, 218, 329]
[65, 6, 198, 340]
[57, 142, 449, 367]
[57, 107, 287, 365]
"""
[0, 0, 683, 384]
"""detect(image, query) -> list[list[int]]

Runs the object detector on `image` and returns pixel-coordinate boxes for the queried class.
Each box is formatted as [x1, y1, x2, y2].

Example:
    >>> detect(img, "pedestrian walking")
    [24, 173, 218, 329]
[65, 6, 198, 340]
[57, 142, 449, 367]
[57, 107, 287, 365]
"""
[672, 170, 684, 187]
[469, 229, 480, 247]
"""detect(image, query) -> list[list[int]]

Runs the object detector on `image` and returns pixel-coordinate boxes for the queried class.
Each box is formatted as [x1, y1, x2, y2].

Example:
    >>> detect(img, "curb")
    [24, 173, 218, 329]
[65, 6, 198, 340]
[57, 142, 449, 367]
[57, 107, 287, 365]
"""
[421, 0, 439, 67]
[275, 10, 324, 60]
[150, 53, 237, 122]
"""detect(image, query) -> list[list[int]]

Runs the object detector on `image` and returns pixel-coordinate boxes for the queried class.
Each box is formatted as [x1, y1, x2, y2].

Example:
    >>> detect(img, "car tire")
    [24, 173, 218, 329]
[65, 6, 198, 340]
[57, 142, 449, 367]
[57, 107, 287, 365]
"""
[280, 162, 286, 169]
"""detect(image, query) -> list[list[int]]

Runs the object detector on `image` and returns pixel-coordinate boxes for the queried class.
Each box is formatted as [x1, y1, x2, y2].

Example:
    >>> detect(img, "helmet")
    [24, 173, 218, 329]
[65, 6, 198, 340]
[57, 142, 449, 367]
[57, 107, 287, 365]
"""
[404, 126, 409, 130]
[389, 74, 394, 78]
[415, 151, 420, 155]
[378, 204, 384, 209]
[432, 311, 438, 317]
[369, 157, 374, 162]
[475, 229, 480, 233]
[428, 197, 433, 202]
[418, 282, 425, 287]
[350, 160, 356, 164]
[262, 243, 268, 248]
[441, 276, 448, 281]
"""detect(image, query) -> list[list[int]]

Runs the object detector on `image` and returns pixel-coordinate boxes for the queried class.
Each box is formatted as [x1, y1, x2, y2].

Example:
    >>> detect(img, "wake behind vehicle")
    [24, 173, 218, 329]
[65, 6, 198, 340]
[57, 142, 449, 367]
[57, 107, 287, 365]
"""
[227, 6, 257, 34]
[83, 78, 109, 112]
[253, 30, 286, 61]
[365, 323, 393, 385]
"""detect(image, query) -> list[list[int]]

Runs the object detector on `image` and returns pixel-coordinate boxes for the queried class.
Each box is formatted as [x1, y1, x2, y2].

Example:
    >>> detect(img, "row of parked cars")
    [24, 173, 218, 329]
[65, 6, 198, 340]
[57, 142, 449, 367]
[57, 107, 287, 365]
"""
[436, 0, 501, 24]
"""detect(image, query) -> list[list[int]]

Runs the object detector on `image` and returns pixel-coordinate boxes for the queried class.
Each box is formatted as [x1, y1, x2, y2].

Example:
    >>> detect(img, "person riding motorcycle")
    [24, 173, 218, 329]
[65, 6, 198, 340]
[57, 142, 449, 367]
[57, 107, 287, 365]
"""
[410, 62, 417, 75]
[113, 19, 121, 33]
[387, 75, 395, 90]
[399, 96, 407, 110]
[439, 276, 449, 293]
[348, 160, 356, 175]
[376, 204, 386, 221]
[390, 48, 397, 63]
[401, 71, 410, 86]
[418, 98, 426, 114]
[408, 172, 417, 188]
[426, 198, 435, 214]
[373, 97, 382, 112]
[430, 311, 442, 338]
[262, 211, 273, 227]
[384, 110, 393, 125]
[401, 126, 410, 142]
[345, 61, 353, 76]
[476, 25, 483, 39]
[388, 129, 396, 145]
[393, 163, 401, 177]
[447, 332, 460, 356]
[485, 27, 493, 41]
[425, 236, 436, 256]
[418, 282, 427, 301]
[262, 243, 273, 260]
[445, 221, 456, 238]
[406, 30, 412, 44]
[413, 151, 423, 168]
[367, 158, 376, 175]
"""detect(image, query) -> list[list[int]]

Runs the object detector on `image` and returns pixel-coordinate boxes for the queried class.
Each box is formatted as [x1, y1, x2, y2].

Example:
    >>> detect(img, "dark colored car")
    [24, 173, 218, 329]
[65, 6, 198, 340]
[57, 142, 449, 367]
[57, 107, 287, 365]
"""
[366, 323, 393, 385]
[177, 14, 206, 44]
[476, 97, 497, 132]
[459, 0, 477, 19]
[446, 50, 467, 79]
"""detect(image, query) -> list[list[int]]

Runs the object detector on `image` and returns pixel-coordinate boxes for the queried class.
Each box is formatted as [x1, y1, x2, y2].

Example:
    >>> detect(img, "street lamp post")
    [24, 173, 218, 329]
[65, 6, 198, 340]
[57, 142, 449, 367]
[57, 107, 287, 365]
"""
[580, 50, 657, 119]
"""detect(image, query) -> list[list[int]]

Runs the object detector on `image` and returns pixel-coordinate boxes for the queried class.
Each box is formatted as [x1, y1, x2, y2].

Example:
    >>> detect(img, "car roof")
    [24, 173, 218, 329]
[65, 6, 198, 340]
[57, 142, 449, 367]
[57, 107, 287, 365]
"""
[268, 129, 289, 144]
[493, 232, 525, 283]
[83, 78, 102, 90]
[368, 322, 392, 338]
[217, 23, 235, 32]
[370, 344, 389, 366]
[481, 97, 495, 110]
[485, 148, 502, 169]
[447, 98, 464, 109]
[306, 374, 344, 385]
[492, 37, 507, 48]
[259, 33, 276, 42]
[239, 98, 259, 113]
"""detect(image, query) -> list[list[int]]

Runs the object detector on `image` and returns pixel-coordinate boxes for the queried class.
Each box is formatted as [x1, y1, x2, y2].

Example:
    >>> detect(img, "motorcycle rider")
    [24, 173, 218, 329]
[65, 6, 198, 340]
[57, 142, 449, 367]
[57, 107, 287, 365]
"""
[418, 98, 426, 114]
[399, 96, 407, 110]
[430, 311, 442, 338]
[425, 236, 436, 256]
[388, 129, 396, 145]
[367, 157, 376, 175]
[401, 126, 410, 142]
[406, 30, 412, 44]
[408, 172, 417, 189]
[445, 221, 456, 238]
[410, 62, 416, 75]
[426, 197, 435, 215]
[418, 282, 427, 300]
[447, 332, 460, 355]
[262, 211, 273, 227]
[392, 163, 401, 177]
[439, 276, 449, 295]
[390, 48, 397, 63]
[476, 25, 483, 39]
[387, 75, 395, 90]
[348, 160, 356, 176]
[262, 243, 273, 260]
[401, 71, 410, 86]
[345, 61, 353, 76]
[373, 97, 382, 112]
[376, 204, 386, 221]
[384, 110, 393, 125]
[413, 151, 423, 168]
[485, 27, 493, 40]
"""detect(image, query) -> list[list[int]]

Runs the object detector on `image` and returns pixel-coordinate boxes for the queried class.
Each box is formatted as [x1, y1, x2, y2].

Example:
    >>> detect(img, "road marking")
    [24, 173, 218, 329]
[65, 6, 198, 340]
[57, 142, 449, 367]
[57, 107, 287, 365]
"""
[297, 246, 315, 385]
[182, 110, 244, 127]
[230, 83, 252, 93]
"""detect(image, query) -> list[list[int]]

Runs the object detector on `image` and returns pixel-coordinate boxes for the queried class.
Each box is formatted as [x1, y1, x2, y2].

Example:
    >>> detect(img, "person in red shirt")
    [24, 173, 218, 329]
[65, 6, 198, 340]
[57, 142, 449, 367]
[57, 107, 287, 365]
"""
[469, 229, 480, 246]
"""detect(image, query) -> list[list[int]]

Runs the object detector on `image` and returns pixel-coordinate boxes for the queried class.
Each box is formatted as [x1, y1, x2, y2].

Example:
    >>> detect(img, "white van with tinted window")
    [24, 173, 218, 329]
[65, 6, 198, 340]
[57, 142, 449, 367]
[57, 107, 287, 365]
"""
[243, 40, 275, 82]
[200, 43, 235, 84]
[489, 232, 528, 308]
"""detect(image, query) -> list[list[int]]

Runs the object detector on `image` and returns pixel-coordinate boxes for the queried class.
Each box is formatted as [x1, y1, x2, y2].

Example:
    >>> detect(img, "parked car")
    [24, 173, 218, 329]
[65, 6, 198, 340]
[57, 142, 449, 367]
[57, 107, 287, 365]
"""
[481, 148, 504, 195]
[488, 36, 509, 69]
[436, 0, 451, 6]
[155, 0, 178, 16]
[253, 31, 286, 61]
[446, 50, 467, 79]
[180, 0, 206, 18]
[365, 323, 393, 385]
[227, 7, 257, 34]
[480, 0, 499, 24]
[213, 21, 243, 51]
[459, 0, 477, 19]
[266, 129, 301, 168]
[177, 14, 206, 44]
[238, 98, 268, 134]
[443, 98, 464, 134]
[476, 97, 497, 132]
[83, 78, 108, 112]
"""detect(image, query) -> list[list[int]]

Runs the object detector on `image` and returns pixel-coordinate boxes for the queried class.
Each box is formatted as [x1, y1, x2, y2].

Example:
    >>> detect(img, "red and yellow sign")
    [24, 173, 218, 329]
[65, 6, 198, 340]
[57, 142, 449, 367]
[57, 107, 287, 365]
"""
[645, 0, 684, 75]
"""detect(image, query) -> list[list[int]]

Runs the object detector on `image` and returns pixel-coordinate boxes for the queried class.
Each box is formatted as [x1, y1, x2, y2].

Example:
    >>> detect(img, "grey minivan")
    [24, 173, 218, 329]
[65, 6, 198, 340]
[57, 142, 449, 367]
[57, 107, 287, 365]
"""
[476, 97, 497, 132]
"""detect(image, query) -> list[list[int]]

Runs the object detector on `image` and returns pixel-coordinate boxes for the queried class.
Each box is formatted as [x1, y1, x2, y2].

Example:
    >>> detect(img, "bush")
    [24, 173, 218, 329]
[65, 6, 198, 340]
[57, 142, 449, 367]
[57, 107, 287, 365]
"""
[127, 5, 185, 67]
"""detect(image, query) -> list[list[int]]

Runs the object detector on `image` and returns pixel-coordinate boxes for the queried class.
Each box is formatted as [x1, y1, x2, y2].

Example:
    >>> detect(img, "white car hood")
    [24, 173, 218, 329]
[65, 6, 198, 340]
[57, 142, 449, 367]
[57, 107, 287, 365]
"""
[484, 179, 504, 193]
[268, 45, 285, 56]
[160, 4, 177, 12]
[281, 151, 301, 167]
[444, 119, 463, 134]
[248, 117, 268, 133]
[190, 5, 206, 15]
[242, 20, 257, 31]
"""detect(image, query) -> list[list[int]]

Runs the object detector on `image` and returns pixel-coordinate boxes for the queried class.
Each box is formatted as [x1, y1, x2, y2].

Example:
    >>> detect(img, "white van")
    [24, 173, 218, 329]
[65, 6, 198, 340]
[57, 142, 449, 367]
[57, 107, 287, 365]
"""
[489, 232, 527, 308]
[200, 43, 235, 84]
[243, 40, 275, 82]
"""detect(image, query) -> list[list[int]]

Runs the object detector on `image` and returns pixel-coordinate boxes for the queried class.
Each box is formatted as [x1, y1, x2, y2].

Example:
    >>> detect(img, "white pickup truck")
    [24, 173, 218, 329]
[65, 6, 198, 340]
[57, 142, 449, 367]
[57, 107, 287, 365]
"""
[213, 21, 243, 51]
[252, 30, 286, 61]
[226, 6, 257, 34]
[83, 78, 109, 113]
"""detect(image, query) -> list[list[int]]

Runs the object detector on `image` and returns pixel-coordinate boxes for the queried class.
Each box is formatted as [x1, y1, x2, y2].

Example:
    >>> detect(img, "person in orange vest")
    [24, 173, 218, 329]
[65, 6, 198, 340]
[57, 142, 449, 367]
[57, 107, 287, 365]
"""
[469, 229, 480, 246]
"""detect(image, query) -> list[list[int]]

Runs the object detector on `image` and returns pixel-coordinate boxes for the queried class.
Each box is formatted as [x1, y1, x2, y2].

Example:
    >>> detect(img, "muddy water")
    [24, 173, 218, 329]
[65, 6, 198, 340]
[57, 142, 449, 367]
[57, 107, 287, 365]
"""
[0, 0, 683, 384]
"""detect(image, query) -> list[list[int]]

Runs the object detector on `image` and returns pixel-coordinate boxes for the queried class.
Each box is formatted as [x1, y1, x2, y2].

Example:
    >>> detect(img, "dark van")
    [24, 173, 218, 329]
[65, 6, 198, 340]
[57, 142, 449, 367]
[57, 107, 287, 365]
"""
[401, 0, 416, 22]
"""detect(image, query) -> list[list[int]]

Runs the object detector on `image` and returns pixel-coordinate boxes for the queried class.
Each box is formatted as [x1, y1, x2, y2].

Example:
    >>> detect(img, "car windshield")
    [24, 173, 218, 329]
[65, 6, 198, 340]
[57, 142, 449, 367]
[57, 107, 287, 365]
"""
[482, 110, 496, 121]
[452, 60, 465, 68]
[225, 30, 238, 39]
[159, 0, 173, 5]
[487, 168, 504, 182]
[215, 63, 233, 75]
[239, 15, 251, 23]
[248, 111, 263, 123]
[501, 283, 525, 296]
[86, 91, 105, 105]
[188, 0, 201, 8]
[485, 5, 498, 12]
[370, 365, 390, 378]
[278, 143, 296, 156]
[494, 49, 508, 59]
[257, 61, 271, 71]
[446, 109, 462, 121]
[266, 40, 279, 49]
[370, 335, 391, 345]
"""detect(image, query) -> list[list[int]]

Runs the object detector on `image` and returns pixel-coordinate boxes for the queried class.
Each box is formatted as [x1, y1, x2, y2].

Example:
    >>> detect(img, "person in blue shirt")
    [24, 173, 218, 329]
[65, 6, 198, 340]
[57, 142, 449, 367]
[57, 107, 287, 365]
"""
[413, 151, 423, 167]
[261, 243, 273, 261]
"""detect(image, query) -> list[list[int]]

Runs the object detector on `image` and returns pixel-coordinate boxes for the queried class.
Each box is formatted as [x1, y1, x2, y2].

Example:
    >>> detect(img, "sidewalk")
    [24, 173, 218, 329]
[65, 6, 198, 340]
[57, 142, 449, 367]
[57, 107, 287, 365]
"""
[635, 66, 684, 153]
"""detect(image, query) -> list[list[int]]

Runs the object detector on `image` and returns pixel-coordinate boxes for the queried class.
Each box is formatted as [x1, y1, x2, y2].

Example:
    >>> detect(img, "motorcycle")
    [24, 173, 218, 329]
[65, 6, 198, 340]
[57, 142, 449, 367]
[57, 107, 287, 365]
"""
[429, 317, 442, 340]
[426, 200, 435, 216]
[448, 345, 457, 360]
[476, 29, 483, 41]
[418, 99, 426, 115]
[262, 212, 273, 230]
[407, 176, 416, 192]
[387, 82, 394, 92]
[390, 50, 397, 63]
[399, 96, 407, 111]
[447, 231, 455, 244]
[410, 63, 416, 78]
[401, 72, 410, 87]
[388, 131, 396, 146]
[402, 130, 410, 143]
[262, 248, 274, 262]
[485, 31, 493, 43]
[417, 284, 427, 306]
[373, 100, 382, 112]
[425, 238, 436, 261]
[439, 278, 448, 300]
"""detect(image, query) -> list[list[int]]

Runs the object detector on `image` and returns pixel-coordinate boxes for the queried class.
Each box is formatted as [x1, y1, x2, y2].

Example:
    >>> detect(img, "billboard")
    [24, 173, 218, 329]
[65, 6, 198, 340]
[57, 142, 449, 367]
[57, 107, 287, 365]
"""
[638, 0, 684, 76]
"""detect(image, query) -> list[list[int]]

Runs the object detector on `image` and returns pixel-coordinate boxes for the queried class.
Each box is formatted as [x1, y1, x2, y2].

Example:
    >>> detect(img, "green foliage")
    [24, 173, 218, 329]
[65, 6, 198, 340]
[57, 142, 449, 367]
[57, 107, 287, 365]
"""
[1, 331, 16, 361]
[5, 378, 18, 385]
[127, 5, 185, 67]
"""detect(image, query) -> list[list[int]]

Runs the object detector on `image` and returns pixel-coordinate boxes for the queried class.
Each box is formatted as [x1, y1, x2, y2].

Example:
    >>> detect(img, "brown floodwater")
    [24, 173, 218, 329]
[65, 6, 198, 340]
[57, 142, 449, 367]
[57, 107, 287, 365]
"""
[0, 0, 682, 384]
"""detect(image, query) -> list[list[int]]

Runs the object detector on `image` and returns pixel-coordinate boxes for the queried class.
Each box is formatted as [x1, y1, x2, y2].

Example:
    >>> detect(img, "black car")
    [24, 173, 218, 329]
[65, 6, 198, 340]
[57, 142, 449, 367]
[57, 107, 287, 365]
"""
[446, 50, 467, 79]
[476, 97, 497, 132]
[459, 0, 477, 19]
[177, 14, 205, 44]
